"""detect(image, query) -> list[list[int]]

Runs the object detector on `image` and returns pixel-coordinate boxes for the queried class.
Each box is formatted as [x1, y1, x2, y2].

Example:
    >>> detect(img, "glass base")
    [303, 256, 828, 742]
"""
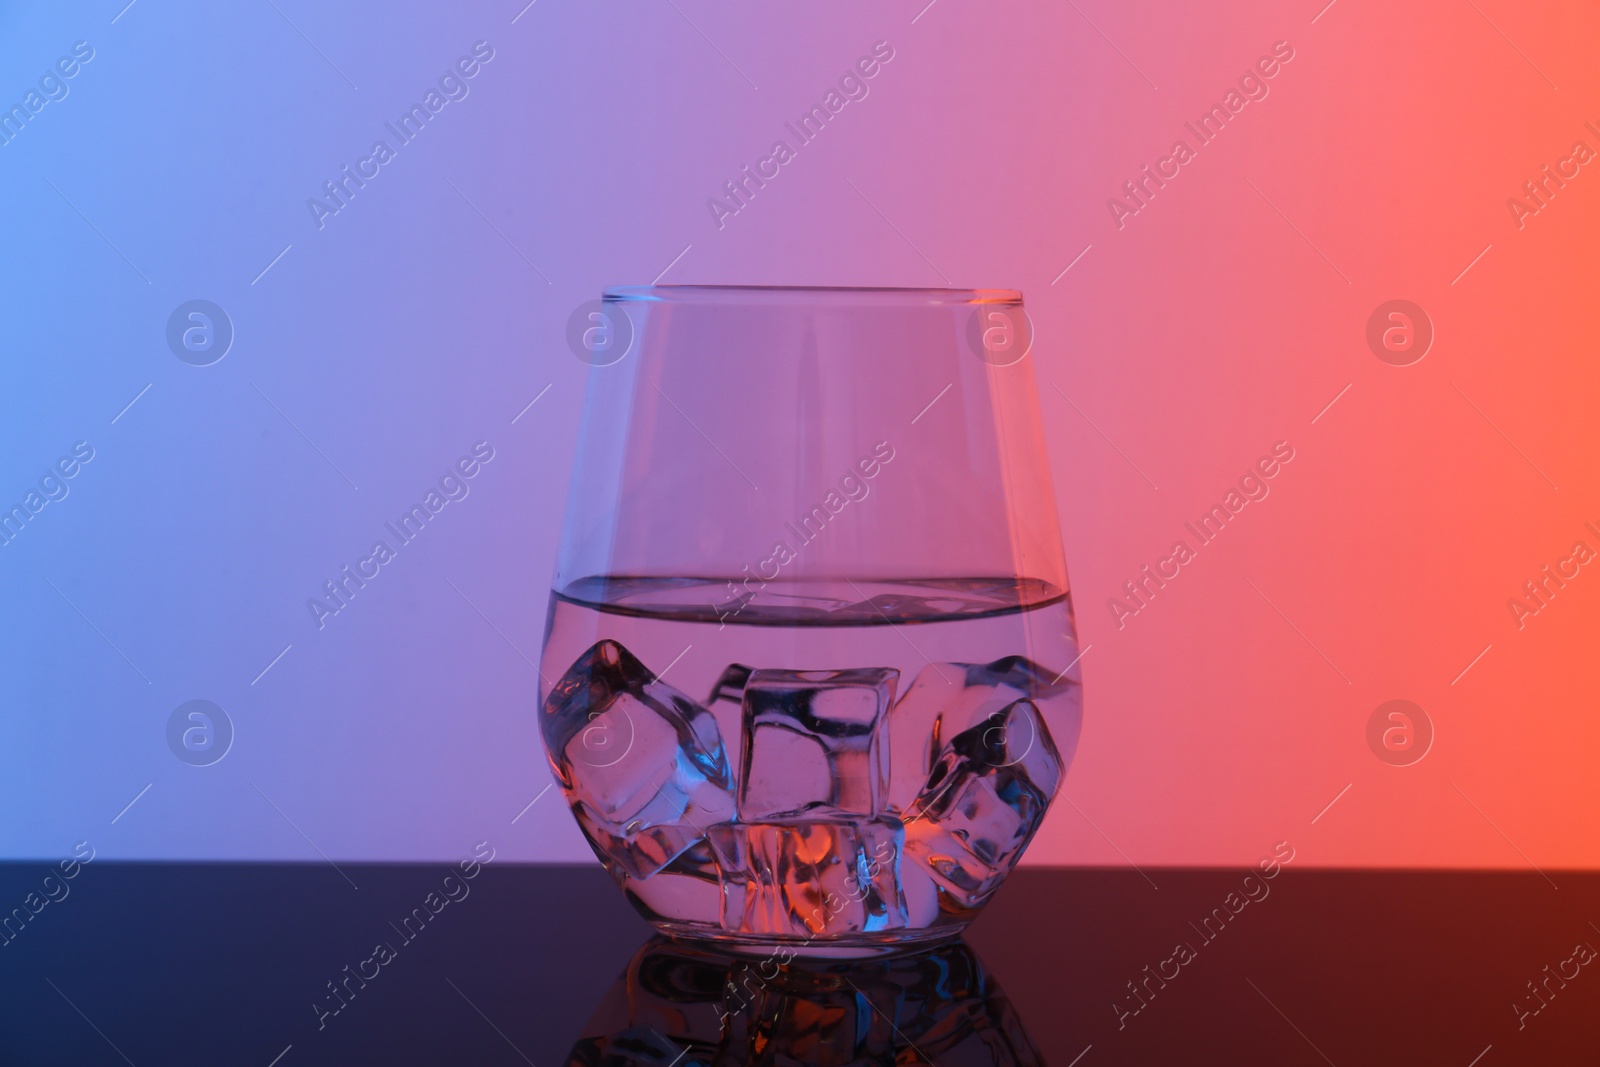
[653, 920, 969, 959]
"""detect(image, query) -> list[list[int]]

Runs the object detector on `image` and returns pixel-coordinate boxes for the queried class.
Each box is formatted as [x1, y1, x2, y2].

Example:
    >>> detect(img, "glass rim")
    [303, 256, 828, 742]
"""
[601, 284, 1023, 306]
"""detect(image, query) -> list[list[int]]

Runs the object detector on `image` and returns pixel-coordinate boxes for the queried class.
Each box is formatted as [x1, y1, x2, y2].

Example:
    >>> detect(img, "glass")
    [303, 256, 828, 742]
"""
[539, 285, 1081, 956]
[568, 936, 1044, 1065]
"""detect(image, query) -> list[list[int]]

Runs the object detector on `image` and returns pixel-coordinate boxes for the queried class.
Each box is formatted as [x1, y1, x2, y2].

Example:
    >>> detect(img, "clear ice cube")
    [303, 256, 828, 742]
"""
[704, 662, 752, 771]
[620, 840, 725, 924]
[706, 815, 908, 935]
[737, 667, 898, 820]
[541, 640, 735, 880]
[904, 697, 1062, 907]
[705, 663, 753, 712]
[886, 655, 1080, 814]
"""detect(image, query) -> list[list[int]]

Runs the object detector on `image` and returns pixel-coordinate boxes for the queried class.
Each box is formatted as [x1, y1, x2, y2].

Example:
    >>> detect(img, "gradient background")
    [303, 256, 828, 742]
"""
[2, 0, 1597, 871]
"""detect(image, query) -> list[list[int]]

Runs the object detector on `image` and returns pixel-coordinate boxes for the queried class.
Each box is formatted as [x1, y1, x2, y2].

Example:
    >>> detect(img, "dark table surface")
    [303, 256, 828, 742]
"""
[1, 861, 1596, 1065]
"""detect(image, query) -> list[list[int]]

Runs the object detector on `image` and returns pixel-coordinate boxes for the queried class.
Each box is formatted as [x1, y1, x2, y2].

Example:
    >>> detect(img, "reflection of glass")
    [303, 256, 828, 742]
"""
[566, 936, 1044, 1066]
[540, 286, 1082, 954]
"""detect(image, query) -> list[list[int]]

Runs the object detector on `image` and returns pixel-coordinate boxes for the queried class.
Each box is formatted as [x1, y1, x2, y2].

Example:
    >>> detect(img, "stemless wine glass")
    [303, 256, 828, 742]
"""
[540, 286, 1081, 956]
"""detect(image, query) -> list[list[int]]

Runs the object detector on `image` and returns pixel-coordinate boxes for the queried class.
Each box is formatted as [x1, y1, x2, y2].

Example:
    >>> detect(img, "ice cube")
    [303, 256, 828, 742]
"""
[543, 640, 729, 786]
[704, 663, 752, 773]
[897, 857, 942, 929]
[541, 640, 735, 880]
[737, 667, 898, 820]
[885, 655, 1080, 814]
[620, 840, 725, 926]
[705, 663, 753, 712]
[903, 698, 1061, 907]
[706, 815, 908, 936]
[572, 788, 727, 886]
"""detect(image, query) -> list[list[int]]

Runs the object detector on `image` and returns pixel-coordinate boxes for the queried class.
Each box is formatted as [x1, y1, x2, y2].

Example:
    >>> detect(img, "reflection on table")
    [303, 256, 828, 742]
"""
[567, 936, 1041, 1066]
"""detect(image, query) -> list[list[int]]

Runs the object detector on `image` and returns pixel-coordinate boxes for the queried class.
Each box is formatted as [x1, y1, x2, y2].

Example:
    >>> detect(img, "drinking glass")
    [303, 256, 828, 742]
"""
[540, 285, 1081, 956]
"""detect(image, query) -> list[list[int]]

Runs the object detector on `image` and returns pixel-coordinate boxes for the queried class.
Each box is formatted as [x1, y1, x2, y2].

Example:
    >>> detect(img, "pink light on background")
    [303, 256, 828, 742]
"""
[1, 0, 1596, 870]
